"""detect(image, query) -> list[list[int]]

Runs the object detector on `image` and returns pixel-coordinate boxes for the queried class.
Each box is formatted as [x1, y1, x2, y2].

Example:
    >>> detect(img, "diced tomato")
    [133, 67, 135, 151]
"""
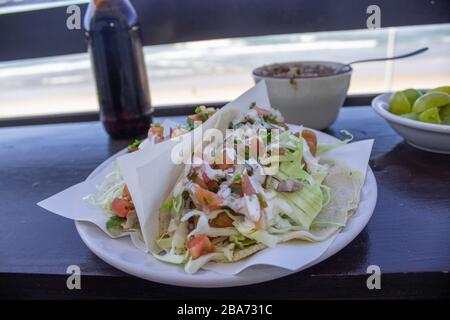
[188, 165, 219, 190]
[148, 125, 164, 139]
[194, 186, 223, 210]
[241, 173, 256, 196]
[122, 185, 131, 200]
[209, 212, 234, 228]
[188, 114, 205, 123]
[111, 198, 133, 217]
[200, 164, 212, 184]
[254, 107, 272, 117]
[200, 166, 211, 184]
[301, 129, 317, 156]
[200, 165, 219, 191]
[189, 170, 208, 189]
[188, 235, 215, 259]
[170, 127, 188, 138]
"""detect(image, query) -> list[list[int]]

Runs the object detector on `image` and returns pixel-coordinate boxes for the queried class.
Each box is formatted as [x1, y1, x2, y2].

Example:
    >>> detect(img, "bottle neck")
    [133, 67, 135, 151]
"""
[84, 0, 138, 31]
[92, 0, 131, 8]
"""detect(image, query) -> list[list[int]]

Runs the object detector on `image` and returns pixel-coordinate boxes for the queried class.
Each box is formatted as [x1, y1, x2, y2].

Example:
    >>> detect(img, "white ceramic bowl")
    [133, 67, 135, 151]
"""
[253, 61, 352, 129]
[372, 92, 450, 154]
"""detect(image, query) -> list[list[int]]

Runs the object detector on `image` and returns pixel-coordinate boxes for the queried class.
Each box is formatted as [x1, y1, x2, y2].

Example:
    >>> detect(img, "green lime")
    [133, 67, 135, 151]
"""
[430, 86, 450, 95]
[400, 112, 418, 120]
[389, 91, 411, 115]
[411, 92, 450, 113]
[439, 105, 450, 125]
[418, 107, 441, 124]
[439, 104, 450, 118]
[442, 116, 450, 125]
[402, 88, 422, 105]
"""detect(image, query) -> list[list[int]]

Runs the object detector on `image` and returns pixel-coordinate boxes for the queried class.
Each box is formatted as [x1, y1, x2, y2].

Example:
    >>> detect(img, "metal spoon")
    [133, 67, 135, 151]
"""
[338, 47, 429, 73]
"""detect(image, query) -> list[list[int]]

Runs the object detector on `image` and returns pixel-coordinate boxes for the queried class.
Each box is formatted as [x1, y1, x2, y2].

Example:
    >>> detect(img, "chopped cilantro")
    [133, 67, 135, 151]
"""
[198, 112, 209, 121]
[106, 216, 126, 233]
[263, 114, 289, 130]
[160, 197, 175, 212]
[186, 117, 195, 131]
[263, 114, 277, 123]
[127, 139, 142, 152]
[244, 146, 250, 160]
[230, 185, 242, 194]
[267, 130, 272, 145]
[203, 196, 211, 205]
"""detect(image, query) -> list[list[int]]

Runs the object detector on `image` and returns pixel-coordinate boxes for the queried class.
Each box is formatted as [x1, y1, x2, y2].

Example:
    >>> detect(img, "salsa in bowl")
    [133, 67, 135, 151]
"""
[253, 62, 351, 80]
[253, 61, 352, 130]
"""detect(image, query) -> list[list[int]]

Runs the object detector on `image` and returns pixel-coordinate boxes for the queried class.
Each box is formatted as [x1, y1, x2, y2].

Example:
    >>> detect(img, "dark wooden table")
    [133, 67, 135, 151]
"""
[1, 107, 449, 299]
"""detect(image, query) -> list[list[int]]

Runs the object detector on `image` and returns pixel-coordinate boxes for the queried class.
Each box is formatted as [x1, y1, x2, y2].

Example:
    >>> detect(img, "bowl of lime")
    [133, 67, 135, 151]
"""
[372, 86, 450, 154]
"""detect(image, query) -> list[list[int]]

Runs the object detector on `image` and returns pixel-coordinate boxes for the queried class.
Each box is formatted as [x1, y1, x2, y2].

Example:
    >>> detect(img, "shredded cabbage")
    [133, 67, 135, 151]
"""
[272, 130, 301, 150]
[230, 234, 257, 249]
[277, 226, 339, 243]
[278, 182, 324, 229]
[317, 129, 354, 155]
[156, 236, 173, 250]
[152, 249, 186, 265]
[233, 221, 278, 248]
[172, 221, 188, 252]
[278, 161, 311, 183]
[83, 162, 124, 213]
[184, 252, 225, 274]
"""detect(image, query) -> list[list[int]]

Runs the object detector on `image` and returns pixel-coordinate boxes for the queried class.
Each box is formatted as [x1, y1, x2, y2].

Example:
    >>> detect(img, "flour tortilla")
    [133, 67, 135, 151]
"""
[128, 81, 270, 253]
[277, 160, 364, 243]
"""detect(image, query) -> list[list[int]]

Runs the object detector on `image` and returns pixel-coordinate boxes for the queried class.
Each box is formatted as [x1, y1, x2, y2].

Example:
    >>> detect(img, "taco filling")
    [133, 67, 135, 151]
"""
[153, 104, 363, 274]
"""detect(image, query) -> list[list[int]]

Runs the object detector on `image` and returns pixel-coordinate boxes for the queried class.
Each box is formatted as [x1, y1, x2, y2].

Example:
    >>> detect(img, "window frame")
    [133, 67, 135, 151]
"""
[1, 0, 449, 62]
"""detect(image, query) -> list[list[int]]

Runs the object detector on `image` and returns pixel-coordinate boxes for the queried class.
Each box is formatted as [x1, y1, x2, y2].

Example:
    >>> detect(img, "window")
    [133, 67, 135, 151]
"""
[0, 2, 449, 119]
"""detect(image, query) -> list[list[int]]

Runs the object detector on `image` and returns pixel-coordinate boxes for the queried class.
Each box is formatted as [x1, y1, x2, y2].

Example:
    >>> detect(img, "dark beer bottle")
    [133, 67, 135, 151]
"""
[84, 0, 152, 138]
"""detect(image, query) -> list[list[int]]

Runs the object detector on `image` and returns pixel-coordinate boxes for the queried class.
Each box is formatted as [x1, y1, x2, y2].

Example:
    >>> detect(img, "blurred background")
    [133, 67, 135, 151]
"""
[0, 0, 449, 118]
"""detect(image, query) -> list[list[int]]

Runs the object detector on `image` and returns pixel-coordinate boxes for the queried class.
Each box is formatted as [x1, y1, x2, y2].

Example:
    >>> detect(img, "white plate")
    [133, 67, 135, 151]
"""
[75, 129, 377, 288]
[372, 93, 450, 154]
